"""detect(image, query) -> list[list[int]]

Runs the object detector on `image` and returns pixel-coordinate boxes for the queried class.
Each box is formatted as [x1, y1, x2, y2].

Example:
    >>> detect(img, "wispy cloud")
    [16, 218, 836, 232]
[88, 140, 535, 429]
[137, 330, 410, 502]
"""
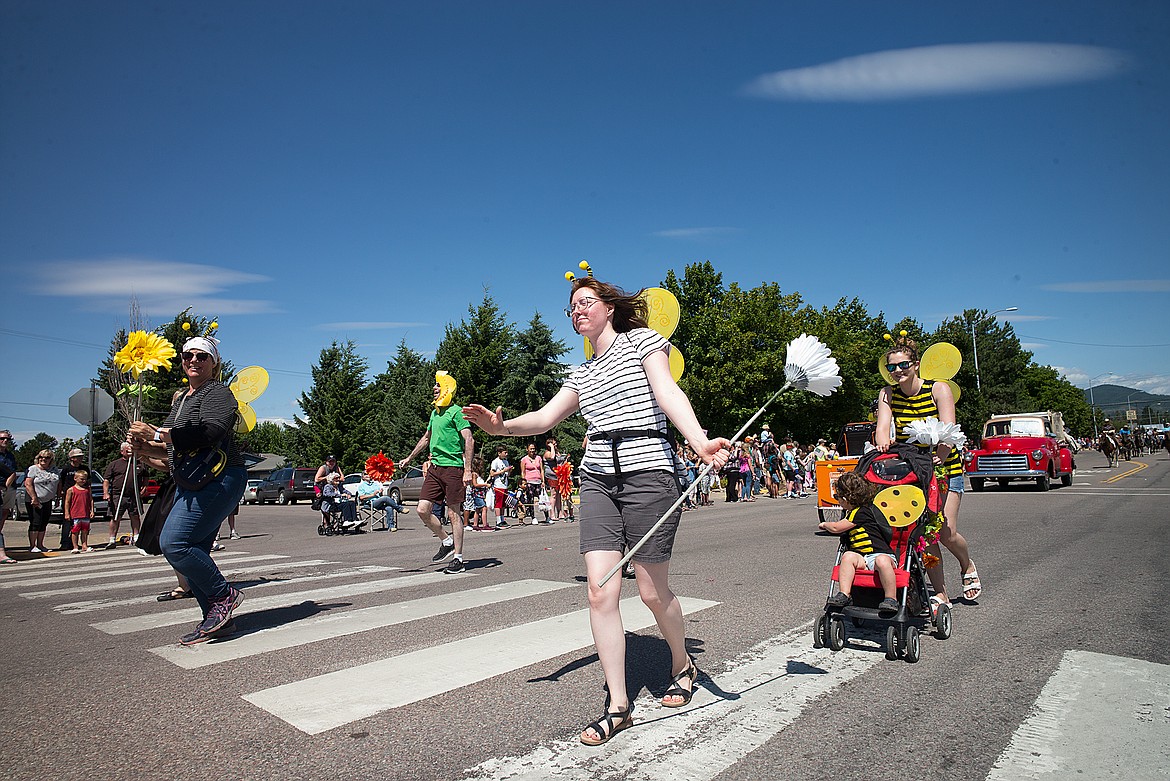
[1019, 342, 1047, 350]
[651, 227, 740, 240]
[1041, 280, 1170, 293]
[316, 321, 429, 330]
[741, 43, 1132, 102]
[1056, 368, 1170, 396]
[1001, 314, 1055, 322]
[29, 257, 277, 315]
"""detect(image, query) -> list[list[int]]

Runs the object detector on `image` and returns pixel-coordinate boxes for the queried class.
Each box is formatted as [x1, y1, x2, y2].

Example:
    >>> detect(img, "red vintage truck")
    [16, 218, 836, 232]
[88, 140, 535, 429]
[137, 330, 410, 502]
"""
[964, 411, 1077, 492]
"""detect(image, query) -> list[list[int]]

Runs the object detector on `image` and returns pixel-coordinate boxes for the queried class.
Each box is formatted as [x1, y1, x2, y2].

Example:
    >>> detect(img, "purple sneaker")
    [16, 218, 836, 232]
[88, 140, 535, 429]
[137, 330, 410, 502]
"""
[197, 587, 243, 635]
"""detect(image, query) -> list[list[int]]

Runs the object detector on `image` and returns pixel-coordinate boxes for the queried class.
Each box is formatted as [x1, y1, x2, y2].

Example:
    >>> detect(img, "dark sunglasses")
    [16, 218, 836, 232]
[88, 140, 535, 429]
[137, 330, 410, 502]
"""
[885, 360, 914, 372]
[181, 351, 212, 363]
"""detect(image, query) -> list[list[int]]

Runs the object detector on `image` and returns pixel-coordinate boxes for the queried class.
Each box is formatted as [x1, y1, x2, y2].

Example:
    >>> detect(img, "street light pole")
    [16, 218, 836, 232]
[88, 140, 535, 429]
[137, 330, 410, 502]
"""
[970, 306, 1018, 392]
[1088, 372, 1114, 439]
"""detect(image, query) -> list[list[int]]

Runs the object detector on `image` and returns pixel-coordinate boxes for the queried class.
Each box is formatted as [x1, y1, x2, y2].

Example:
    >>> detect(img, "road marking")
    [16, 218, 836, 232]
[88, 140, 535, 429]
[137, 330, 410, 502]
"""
[1, 554, 289, 587]
[463, 621, 882, 781]
[18, 559, 336, 599]
[99, 570, 453, 634]
[154, 578, 567, 670]
[244, 595, 720, 734]
[53, 565, 398, 614]
[1103, 461, 1149, 484]
[0, 549, 253, 578]
[986, 651, 1170, 780]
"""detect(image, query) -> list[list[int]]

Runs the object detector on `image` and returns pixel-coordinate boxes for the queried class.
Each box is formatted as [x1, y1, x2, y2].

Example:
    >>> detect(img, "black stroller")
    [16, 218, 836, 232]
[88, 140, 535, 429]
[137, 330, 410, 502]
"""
[813, 443, 953, 663]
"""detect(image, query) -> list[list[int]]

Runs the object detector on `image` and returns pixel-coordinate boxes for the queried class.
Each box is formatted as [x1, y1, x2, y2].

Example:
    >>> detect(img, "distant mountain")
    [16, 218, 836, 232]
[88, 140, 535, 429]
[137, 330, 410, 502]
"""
[1082, 383, 1170, 413]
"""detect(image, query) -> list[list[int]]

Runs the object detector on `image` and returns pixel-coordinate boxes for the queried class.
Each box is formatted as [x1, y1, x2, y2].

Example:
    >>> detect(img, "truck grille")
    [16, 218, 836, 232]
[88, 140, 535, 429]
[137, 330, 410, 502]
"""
[976, 454, 1029, 472]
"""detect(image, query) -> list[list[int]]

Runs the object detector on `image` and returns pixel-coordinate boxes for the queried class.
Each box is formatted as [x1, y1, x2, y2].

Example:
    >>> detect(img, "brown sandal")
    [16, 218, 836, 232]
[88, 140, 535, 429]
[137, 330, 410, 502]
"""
[580, 702, 634, 746]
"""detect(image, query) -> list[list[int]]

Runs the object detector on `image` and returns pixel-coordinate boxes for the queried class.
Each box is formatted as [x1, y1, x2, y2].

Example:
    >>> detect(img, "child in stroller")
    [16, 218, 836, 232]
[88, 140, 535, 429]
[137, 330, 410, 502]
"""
[818, 472, 899, 615]
[813, 443, 952, 662]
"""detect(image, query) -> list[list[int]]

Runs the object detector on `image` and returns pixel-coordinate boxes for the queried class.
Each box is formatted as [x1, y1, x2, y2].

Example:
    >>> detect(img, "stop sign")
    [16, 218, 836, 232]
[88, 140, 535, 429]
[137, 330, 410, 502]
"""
[69, 386, 115, 426]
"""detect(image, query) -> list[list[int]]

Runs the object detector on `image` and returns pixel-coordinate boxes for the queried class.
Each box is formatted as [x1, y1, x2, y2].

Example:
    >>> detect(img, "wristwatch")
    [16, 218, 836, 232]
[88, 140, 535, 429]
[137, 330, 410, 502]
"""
[153, 429, 163, 442]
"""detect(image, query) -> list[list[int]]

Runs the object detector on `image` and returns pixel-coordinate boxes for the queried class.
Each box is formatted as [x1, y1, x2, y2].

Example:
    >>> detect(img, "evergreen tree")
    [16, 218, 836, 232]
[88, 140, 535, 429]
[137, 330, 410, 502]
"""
[434, 291, 514, 414]
[498, 311, 584, 463]
[287, 340, 374, 471]
[15, 433, 58, 469]
[365, 340, 436, 460]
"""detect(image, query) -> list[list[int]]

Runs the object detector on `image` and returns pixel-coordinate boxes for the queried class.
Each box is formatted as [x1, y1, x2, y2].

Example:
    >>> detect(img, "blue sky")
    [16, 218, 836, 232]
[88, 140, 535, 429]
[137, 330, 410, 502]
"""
[2, 1, 1168, 444]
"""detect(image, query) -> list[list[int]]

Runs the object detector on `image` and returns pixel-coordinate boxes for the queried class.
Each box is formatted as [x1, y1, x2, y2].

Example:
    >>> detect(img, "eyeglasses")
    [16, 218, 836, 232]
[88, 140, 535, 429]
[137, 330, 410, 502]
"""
[181, 351, 212, 363]
[885, 360, 914, 372]
[564, 297, 603, 317]
[0, 436, 10, 441]
[36, 456, 51, 461]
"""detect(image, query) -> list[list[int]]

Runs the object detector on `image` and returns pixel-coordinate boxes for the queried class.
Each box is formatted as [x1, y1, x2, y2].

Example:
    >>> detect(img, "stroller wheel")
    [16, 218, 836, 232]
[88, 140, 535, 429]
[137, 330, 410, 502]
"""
[317, 524, 326, 536]
[813, 615, 826, 648]
[903, 625, 921, 663]
[885, 625, 900, 660]
[827, 615, 845, 652]
[934, 602, 953, 640]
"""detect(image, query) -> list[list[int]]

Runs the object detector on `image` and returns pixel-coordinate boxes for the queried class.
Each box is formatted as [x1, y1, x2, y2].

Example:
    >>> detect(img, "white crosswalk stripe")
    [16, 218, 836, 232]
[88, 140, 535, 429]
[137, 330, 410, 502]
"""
[18, 558, 338, 599]
[1, 553, 290, 587]
[53, 565, 397, 614]
[243, 595, 720, 735]
[8, 544, 1164, 778]
[153, 577, 571, 670]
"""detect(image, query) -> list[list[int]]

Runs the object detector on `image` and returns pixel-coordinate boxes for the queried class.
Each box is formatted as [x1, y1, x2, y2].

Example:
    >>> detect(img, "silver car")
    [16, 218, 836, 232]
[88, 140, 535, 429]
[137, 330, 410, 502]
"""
[383, 465, 426, 505]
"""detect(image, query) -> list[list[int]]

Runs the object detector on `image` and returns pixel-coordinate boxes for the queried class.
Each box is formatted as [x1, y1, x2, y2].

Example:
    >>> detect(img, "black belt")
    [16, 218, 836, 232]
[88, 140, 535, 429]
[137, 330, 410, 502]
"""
[587, 429, 670, 476]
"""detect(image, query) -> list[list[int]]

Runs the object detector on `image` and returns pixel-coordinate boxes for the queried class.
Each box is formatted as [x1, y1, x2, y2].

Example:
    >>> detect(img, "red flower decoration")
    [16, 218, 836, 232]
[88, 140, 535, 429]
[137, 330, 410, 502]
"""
[365, 452, 396, 482]
[554, 462, 574, 498]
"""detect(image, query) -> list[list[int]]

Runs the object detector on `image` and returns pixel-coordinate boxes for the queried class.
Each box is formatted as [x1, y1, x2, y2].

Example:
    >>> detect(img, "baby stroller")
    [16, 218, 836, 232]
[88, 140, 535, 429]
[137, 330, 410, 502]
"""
[813, 443, 952, 663]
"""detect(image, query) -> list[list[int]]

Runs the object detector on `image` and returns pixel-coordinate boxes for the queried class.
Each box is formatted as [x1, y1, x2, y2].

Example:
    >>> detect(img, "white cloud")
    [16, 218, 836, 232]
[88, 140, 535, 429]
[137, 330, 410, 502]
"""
[258, 417, 294, 428]
[651, 227, 740, 240]
[28, 257, 276, 315]
[316, 321, 429, 330]
[1057, 368, 1170, 395]
[1019, 342, 1047, 350]
[1041, 280, 1170, 293]
[741, 43, 1132, 102]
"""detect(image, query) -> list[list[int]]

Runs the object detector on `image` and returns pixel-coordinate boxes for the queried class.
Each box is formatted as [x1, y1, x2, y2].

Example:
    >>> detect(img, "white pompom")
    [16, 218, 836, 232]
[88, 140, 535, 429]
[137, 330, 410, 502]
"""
[783, 333, 842, 397]
[903, 417, 967, 448]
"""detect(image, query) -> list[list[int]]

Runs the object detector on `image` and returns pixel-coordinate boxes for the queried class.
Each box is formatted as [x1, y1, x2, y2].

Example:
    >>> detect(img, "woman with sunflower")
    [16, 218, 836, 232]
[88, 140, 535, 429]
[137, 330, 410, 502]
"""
[128, 333, 247, 645]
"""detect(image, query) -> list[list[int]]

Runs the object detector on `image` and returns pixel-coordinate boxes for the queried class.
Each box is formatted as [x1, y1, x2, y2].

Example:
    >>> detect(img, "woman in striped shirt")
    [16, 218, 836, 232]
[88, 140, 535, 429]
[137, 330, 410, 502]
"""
[875, 336, 982, 611]
[463, 277, 730, 747]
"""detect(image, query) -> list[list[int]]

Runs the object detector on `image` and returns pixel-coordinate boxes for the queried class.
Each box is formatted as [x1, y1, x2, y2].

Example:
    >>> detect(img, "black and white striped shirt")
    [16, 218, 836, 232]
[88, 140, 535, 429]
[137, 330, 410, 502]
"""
[164, 380, 244, 469]
[564, 328, 673, 475]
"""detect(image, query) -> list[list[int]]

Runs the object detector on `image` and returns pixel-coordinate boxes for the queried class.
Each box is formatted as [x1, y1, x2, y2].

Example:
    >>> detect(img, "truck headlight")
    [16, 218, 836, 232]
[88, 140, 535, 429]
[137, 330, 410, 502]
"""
[1031, 449, 1044, 462]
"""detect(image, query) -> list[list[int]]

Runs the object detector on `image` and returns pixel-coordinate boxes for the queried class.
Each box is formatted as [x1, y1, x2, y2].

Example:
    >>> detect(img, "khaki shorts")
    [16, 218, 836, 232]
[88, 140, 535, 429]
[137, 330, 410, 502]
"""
[578, 470, 681, 564]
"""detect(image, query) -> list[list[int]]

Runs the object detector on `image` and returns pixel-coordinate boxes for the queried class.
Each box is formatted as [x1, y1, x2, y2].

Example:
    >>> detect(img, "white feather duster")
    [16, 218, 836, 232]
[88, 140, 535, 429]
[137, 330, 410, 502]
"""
[783, 334, 842, 397]
[903, 417, 967, 449]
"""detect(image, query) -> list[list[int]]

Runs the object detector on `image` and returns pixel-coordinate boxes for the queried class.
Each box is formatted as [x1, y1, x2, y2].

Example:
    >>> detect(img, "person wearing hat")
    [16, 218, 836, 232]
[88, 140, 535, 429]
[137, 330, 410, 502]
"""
[101, 442, 149, 550]
[759, 423, 772, 445]
[57, 447, 96, 551]
[314, 455, 340, 494]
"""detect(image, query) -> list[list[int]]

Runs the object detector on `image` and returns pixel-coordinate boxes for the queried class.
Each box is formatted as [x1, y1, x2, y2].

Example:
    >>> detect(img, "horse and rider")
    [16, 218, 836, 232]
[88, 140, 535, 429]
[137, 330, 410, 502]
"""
[1098, 420, 1121, 468]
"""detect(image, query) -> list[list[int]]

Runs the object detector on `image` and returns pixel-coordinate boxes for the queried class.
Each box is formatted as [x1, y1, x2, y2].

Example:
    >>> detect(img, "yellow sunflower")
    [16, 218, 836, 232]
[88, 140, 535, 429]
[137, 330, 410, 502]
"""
[114, 330, 177, 377]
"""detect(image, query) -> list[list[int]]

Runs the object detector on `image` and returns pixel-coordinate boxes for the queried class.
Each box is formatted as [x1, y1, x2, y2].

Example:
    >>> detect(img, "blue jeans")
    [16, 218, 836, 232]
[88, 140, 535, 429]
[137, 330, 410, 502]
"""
[160, 467, 246, 616]
[371, 496, 405, 515]
[739, 472, 753, 500]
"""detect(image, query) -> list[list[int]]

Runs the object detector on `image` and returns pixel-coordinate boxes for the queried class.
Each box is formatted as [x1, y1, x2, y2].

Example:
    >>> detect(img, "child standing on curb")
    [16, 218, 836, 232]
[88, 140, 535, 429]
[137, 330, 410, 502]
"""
[65, 470, 94, 552]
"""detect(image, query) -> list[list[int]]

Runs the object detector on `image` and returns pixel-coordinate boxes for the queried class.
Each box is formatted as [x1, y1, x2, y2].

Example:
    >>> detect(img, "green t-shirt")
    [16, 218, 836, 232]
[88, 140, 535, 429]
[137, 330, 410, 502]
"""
[428, 404, 470, 467]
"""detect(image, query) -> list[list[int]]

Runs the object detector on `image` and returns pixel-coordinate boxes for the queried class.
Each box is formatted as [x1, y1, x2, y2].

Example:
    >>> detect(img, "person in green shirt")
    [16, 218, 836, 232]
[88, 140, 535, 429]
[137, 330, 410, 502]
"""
[402, 371, 475, 574]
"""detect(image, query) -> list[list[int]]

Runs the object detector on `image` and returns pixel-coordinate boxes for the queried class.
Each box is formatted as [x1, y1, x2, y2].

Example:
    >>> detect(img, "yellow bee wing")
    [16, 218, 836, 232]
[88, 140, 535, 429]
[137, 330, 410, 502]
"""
[229, 366, 269, 403]
[919, 342, 962, 381]
[639, 287, 681, 340]
[235, 401, 257, 434]
[668, 343, 685, 381]
[873, 484, 926, 528]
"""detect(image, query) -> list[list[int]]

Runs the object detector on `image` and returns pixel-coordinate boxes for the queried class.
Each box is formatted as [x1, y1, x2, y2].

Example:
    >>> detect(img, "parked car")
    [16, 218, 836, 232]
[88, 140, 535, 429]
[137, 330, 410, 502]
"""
[13, 471, 63, 521]
[254, 467, 317, 505]
[142, 479, 161, 500]
[383, 465, 426, 505]
[240, 478, 262, 505]
[91, 479, 109, 518]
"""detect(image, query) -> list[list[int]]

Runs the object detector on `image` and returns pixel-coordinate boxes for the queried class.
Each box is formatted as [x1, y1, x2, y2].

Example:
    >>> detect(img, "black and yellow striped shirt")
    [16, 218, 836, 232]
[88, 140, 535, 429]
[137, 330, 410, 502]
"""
[845, 505, 894, 555]
[889, 379, 962, 478]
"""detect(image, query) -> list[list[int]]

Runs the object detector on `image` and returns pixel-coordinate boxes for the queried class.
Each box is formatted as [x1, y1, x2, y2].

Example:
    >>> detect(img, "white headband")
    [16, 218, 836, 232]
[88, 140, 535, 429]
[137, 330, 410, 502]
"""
[182, 336, 220, 366]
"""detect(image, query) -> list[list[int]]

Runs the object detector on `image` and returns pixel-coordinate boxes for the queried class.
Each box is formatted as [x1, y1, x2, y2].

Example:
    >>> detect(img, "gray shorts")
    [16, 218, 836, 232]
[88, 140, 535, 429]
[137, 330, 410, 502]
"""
[578, 470, 681, 564]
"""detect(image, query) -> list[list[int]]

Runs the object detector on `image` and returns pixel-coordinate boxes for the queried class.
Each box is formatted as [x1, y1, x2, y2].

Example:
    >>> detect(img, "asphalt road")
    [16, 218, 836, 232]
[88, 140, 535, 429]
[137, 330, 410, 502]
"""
[3, 450, 1168, 781]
